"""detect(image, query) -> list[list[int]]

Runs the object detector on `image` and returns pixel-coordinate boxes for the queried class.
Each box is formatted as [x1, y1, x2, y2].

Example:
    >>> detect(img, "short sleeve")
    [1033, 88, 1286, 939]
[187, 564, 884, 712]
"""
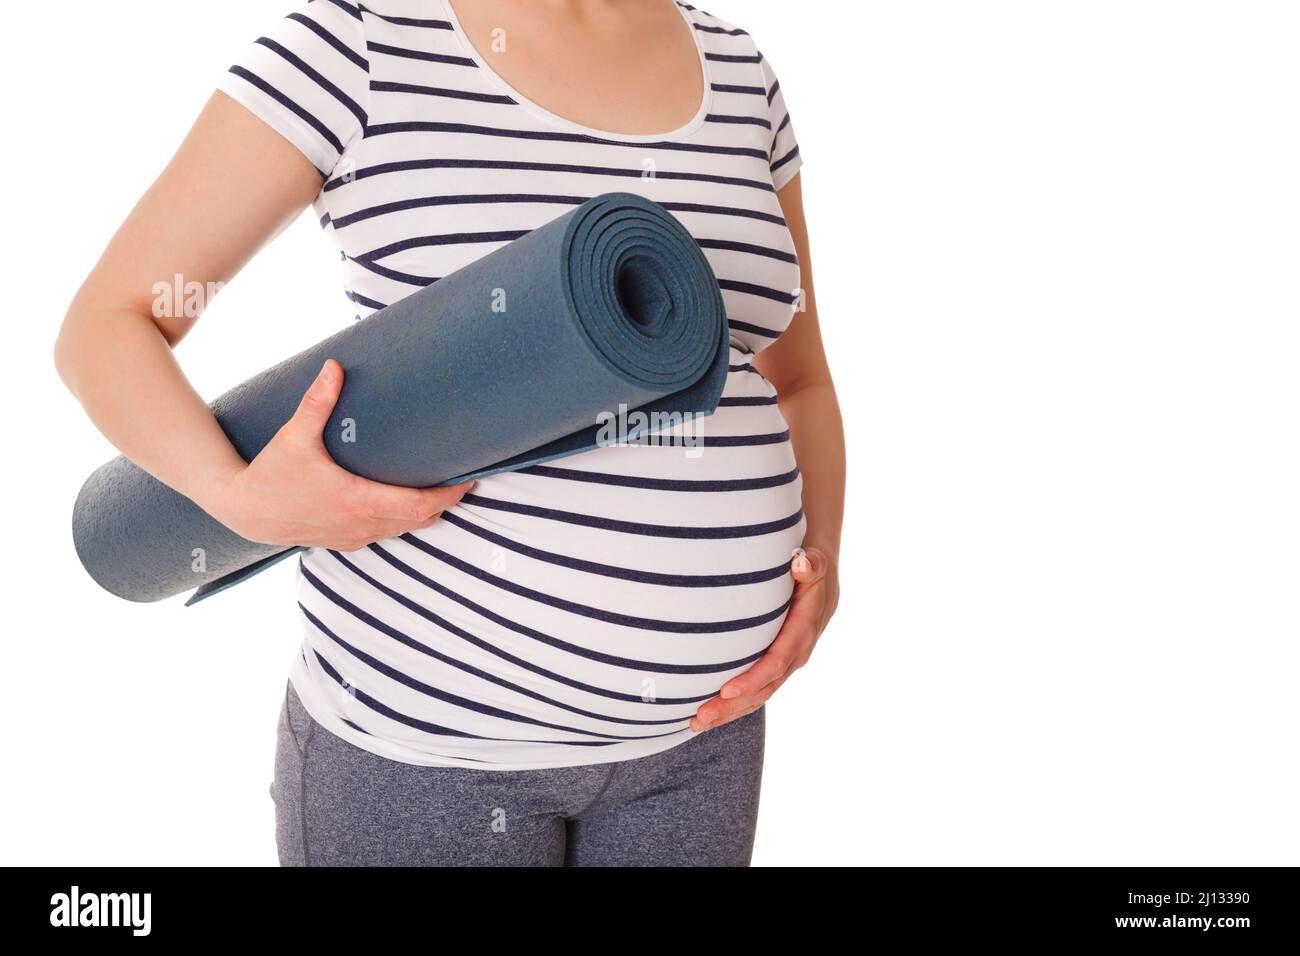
[217, 1, 370, 178]
[759, 54, 803, 192]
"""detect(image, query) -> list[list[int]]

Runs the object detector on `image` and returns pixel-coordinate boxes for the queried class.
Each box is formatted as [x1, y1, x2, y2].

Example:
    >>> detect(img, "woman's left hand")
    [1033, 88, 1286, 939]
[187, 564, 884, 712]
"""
[690, 546, 839, 732]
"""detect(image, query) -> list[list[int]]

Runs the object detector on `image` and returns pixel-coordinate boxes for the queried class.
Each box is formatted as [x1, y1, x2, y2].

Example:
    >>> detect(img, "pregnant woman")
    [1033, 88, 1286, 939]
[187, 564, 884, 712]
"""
[55, 0, 844, 866]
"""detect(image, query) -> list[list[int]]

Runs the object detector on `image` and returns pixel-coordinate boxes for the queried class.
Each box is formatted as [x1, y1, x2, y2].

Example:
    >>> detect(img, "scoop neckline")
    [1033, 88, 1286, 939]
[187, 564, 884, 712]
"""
[437, 0, 714, 143]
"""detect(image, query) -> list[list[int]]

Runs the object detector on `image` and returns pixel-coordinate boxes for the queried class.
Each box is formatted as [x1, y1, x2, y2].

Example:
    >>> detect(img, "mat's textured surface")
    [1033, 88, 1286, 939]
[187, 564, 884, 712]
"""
[72, 194, 728, 604]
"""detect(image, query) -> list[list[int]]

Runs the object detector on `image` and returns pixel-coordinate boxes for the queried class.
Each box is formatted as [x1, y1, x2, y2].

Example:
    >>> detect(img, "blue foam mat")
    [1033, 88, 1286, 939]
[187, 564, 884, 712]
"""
[71, 193, 729, 604]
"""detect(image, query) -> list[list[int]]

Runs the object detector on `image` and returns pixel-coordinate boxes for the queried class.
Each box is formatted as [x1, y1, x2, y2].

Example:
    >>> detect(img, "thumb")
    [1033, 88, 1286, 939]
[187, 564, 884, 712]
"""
[289, 360, 344, 444]
[790, 546, 829, 587]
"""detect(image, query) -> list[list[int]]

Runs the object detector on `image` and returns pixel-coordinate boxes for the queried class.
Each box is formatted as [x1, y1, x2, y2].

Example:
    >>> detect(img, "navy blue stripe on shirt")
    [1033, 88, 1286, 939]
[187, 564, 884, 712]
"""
[706, 113, 772, 129]
[226, 65, 340, 165]
[366, 41, 477, 68]
[713, 82, 766, 96]
[437, 511, 792, 587]
[371, 79, 516, 104]
[286, 11, 369, 70]
[515, 463, 799, 492]
[720, 279, 800, 305]
[457, 493, 804, 539]
[323, 0, 362, 22]
[694, 23, 749, 36]
[771, 144, 801, 173]
[255, 36, 367, 127]
[359, 230, 529, 261]
[333, 192, 585, 229]
[698, 237, 798, 263]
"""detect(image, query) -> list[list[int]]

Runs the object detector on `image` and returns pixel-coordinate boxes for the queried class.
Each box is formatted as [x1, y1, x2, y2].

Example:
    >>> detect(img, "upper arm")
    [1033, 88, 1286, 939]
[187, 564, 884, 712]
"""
[68, 92, 324, 347]
[66, 0, 371, 347]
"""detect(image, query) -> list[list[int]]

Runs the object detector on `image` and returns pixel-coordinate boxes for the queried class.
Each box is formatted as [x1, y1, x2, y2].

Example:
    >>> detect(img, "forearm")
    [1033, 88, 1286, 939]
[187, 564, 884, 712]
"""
[780, 381, 846, 564]
[55, 301, 245, 517]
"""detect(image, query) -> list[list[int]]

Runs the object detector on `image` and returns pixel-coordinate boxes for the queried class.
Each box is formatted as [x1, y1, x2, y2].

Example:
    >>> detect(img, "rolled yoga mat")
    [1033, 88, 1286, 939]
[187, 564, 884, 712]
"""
[73, 192, 729, 605]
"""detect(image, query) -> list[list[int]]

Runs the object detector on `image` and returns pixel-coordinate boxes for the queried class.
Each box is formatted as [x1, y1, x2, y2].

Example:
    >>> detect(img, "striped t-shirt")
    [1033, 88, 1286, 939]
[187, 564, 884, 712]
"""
[219, 0, 806, 770]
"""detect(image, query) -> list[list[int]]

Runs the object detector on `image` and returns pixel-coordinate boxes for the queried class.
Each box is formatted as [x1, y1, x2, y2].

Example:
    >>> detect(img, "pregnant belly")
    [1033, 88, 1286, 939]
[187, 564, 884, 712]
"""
[292, 356, 803, 767]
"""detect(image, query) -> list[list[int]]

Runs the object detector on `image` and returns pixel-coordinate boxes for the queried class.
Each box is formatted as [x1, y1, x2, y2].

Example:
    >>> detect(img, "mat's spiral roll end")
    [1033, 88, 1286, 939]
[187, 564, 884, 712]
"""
[563, 192, 727, 393]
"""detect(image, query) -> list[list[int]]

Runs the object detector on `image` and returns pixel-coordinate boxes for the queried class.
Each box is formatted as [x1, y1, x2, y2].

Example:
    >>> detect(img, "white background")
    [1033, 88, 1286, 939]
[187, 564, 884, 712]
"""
[1, 1, 1296, 866]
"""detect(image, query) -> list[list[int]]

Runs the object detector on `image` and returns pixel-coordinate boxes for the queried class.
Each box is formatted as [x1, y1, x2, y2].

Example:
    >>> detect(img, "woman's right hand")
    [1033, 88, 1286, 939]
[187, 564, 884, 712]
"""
[209, 360, 473, 551]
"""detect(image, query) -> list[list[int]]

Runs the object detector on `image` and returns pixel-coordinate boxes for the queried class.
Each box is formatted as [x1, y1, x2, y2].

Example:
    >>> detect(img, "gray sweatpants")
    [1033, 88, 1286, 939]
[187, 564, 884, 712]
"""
[271, 681, 765, 866]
